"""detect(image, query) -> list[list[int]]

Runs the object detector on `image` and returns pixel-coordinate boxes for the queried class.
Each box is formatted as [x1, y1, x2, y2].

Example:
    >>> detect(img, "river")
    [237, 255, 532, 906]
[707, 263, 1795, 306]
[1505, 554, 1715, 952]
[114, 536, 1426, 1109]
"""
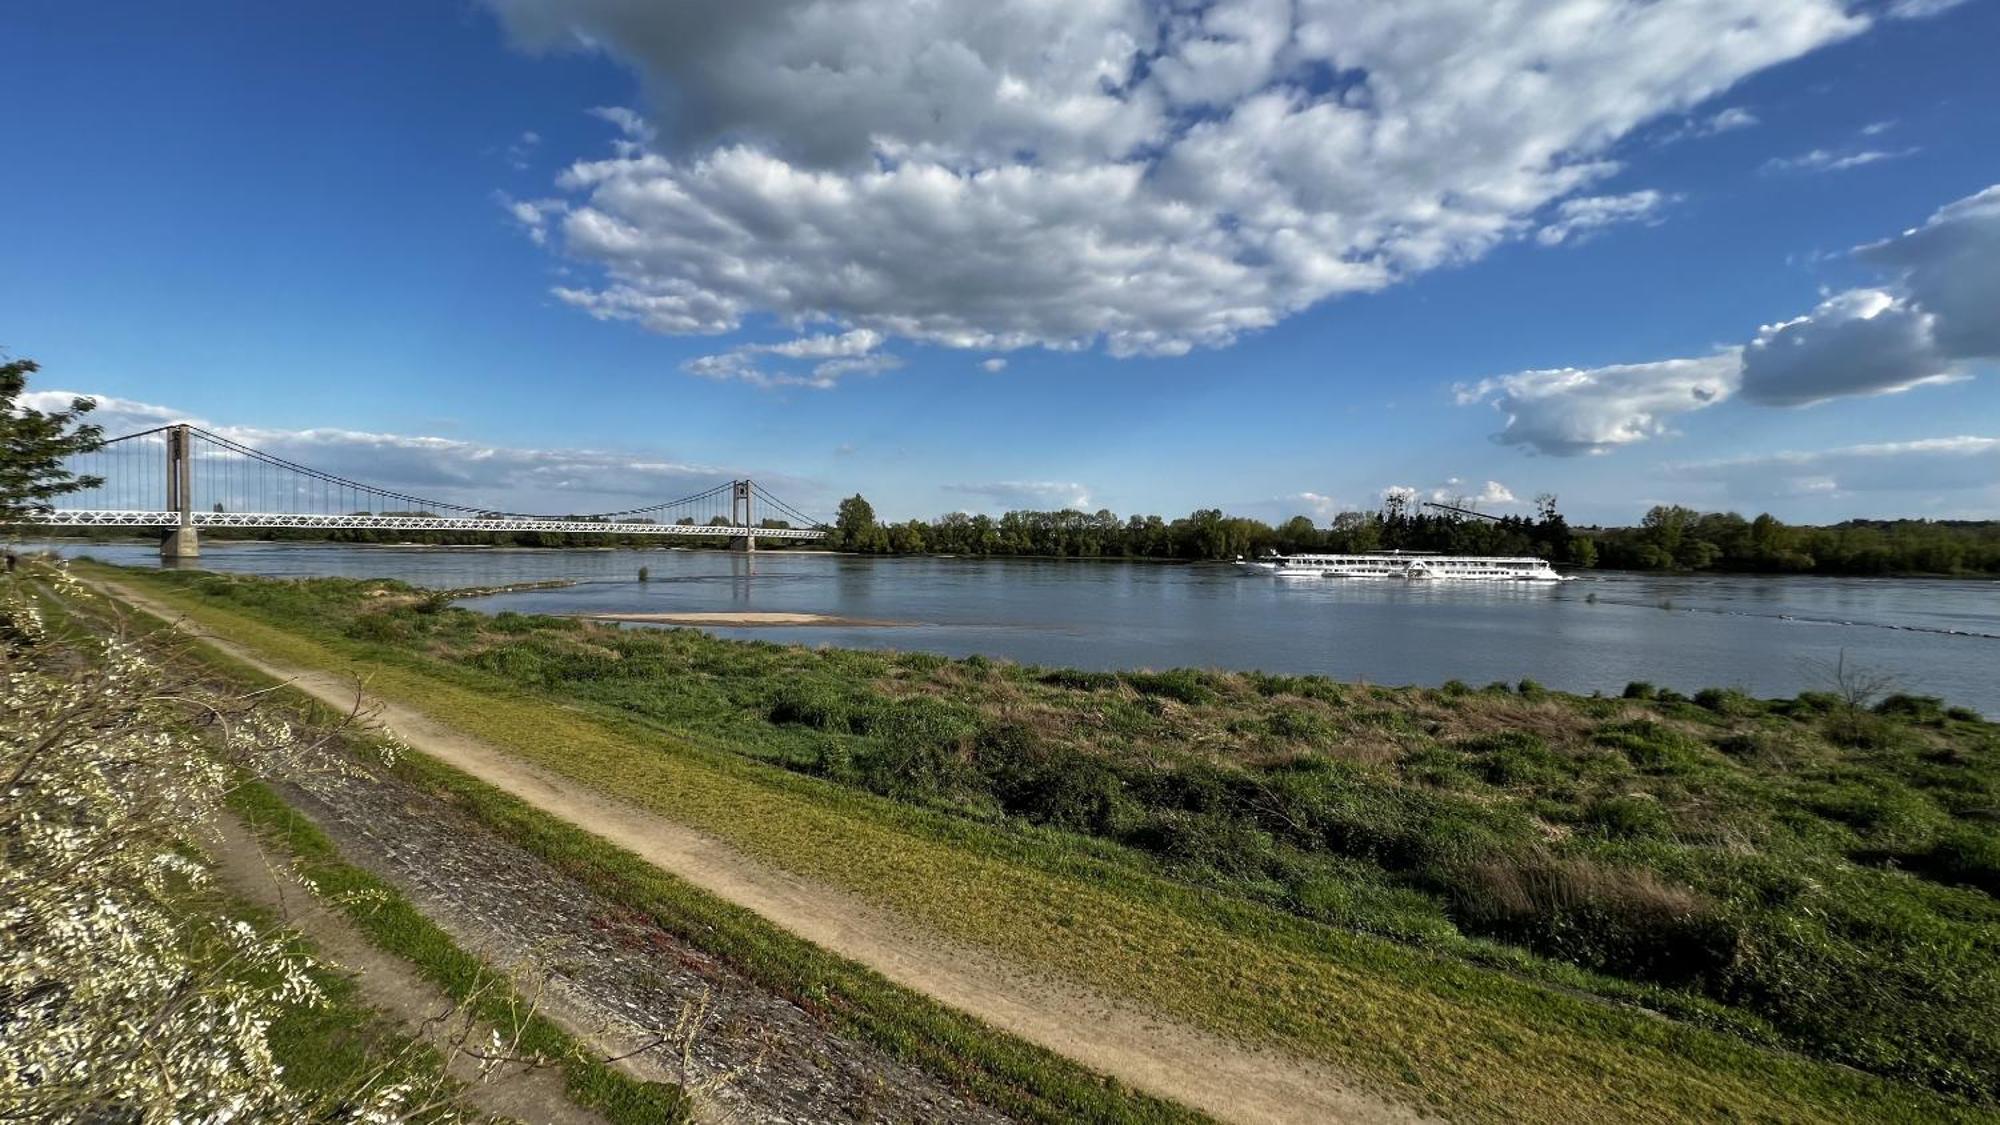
[28, 539, 2000, 713]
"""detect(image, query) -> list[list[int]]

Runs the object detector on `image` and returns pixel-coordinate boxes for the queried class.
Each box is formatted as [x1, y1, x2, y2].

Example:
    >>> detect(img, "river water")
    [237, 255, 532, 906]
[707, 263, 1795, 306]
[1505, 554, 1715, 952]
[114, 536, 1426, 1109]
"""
[29, 539, 2000, 713]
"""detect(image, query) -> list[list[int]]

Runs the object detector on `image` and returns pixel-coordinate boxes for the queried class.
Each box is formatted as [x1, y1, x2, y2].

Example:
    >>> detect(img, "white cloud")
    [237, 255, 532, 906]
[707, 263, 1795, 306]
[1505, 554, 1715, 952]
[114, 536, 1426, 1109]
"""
[506, 130, 543, 169]
[486, 0, 1881, 363]
[22, 390, 796, 516]
[1463, 182, 2000, 450]
[1671, 436, 2000, 500]
[1887, 0, 1969, 18]
[1859, 184, 2000, 359]
[980, 357, 1008, 373]
[499, 195, 565, 244]
[1763, 146, 1918, 173]
[1658, 106, 1759, 143]
[1455, 353, 1741, 456]
[1739, 288, 1954, 405]
[683, 328, 899, 389]
[1288, 491, 1348, 518]
[1536, 190, 1673, 246]
[944, 480, 1094, 510]
[1380, 485, 1420, 505]
[1427, 478, 1518, 506]
[1705, 107, 1761, 133]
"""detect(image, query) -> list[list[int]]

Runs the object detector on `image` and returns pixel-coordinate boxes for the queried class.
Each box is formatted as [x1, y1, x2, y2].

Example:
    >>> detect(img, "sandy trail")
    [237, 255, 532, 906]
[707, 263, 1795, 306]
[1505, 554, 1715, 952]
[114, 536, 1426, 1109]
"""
[102, 576, 1424, 1125]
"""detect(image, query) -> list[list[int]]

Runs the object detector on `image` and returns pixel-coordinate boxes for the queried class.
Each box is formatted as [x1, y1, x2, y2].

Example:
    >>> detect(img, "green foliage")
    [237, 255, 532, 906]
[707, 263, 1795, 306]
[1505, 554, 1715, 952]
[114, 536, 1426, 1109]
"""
[0, 357, 104, 519]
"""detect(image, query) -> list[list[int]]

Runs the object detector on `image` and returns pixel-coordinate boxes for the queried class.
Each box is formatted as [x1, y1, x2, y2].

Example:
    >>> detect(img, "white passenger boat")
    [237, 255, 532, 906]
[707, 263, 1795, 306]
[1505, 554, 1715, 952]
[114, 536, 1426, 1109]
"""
[1242, 550, 1569, 582]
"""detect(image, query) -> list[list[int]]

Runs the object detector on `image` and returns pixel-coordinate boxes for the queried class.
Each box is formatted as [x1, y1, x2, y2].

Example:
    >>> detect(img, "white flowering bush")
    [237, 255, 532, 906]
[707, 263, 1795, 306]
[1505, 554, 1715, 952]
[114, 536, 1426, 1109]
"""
[0, 562, 430, 1122]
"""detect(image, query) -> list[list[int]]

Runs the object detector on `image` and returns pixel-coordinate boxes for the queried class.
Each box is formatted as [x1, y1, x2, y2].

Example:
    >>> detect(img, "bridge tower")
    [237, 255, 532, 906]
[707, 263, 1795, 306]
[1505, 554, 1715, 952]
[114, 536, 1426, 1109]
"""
[160, 423, 200, 560]
[730, 479, 756, 553]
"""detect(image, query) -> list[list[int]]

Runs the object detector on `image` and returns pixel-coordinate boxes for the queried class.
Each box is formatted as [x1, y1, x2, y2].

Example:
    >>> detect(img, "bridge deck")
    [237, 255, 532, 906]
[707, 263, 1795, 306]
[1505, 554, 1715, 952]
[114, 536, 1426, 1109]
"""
[21, 510, 826, 539]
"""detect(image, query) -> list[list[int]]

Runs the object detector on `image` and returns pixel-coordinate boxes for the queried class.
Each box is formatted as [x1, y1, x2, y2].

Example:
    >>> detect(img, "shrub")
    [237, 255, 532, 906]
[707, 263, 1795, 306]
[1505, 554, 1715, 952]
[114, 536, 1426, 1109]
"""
[1036, 668, 1119, 691]
[1693, 687, 1753, 716]
[1437, 679, 1471, 698]
[974, 723, 1131, 836]
[1594, 720, 1709, 773]
[767, 680, 875, 733]
[1621, 682, 1658, 700]
[1129, 809, 1277, 879]
[1515, 679, 1548, 700]
[1903, 824, 2000, 896]
[1874, 693, 1948, 724]
[1449, 850, 1738, 984]
[1462, 731, 1572, 787]
[1123, 668, 1218, 705]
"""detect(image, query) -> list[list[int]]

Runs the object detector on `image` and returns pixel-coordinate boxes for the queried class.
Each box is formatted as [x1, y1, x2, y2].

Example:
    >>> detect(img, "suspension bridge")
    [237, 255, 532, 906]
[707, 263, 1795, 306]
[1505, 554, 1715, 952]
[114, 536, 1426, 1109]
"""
[16, 425, 830, 558]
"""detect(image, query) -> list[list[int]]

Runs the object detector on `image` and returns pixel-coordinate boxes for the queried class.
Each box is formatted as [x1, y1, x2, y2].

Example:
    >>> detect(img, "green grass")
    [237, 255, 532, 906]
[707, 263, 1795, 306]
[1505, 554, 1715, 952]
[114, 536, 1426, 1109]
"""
[229, 780, 696, 1125]
[199, 881, 464, 1117]
[83, 562, 2000, 1122]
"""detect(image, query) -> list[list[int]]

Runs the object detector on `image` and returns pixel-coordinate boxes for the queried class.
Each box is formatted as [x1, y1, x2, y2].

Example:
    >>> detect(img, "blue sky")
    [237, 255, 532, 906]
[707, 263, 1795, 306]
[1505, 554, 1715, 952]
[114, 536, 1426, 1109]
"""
[4, 0, 1996, 525]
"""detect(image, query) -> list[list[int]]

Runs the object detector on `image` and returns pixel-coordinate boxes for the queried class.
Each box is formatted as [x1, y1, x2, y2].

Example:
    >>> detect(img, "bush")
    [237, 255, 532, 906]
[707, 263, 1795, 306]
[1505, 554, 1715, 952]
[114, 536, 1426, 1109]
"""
[1449, 850, 1738, 984]
[1036, 668, 1119, 692]
[1874, 693, 1948, 724]
[766, 680, 877, 733]
[1621, 682, 1658, 700]
[1516, 679, 1548, 700]
[1693, 687, 1753, 716]
[1129, 809, 1277, 880]
[973, 722, 1130, 835]
[1901, 824, 2000, 895]
[1123, 668, 1218, 705]
[1462, 731, 1572, 787]
[1594, 720, 1709, 773]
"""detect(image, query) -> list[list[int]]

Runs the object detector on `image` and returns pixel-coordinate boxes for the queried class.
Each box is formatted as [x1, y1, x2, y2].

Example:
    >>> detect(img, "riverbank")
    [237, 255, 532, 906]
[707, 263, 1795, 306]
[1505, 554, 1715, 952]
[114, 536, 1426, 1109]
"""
[72, 562, 2000, 1120]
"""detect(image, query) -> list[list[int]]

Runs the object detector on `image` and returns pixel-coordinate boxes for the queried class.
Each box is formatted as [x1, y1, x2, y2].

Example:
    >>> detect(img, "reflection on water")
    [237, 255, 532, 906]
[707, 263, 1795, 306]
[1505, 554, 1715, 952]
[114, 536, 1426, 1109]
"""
[26, 538, 2000, 713]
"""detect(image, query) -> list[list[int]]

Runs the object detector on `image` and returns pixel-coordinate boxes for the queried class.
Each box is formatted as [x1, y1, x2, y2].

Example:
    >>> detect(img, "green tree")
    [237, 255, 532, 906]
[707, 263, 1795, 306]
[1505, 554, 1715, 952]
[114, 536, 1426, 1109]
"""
[831, 494, 885, 552]
[2, 358, 103, 519]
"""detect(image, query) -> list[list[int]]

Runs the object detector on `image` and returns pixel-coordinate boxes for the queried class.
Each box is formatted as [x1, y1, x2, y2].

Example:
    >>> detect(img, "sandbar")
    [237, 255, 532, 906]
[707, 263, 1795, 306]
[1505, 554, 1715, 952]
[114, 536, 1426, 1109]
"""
[574, 611, 906, 628]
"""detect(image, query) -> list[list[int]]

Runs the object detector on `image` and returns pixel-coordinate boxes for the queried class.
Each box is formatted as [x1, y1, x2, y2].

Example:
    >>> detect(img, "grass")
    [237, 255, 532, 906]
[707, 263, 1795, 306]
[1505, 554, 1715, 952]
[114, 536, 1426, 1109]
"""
[82, 562, 2000, 1121]
[197, 879, 466, 1116]
[229, 781, 697, 1125]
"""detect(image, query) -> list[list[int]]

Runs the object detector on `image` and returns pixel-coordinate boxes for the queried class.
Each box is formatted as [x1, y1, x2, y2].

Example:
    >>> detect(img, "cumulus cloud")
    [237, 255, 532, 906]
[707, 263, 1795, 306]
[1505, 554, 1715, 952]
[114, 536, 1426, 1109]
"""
[1463, 182, 2000, 450]
[1671, 436, 2000, 500]
[943, 480, 1094, 510]
[1288, 491, 1348, 518]
[1739, 289, 1954, 405]
[1537, 190, 1673, 246]
[1860, 185, 2000, 359]
[22, 390, 795, 516]
[485, 0, 1883, 362]
[1456, 353, 1741, 456]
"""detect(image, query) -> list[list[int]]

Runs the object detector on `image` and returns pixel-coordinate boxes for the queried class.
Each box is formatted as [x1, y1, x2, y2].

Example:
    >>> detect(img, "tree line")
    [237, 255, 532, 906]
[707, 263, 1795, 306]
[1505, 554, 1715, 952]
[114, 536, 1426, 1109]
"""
[825, 494, 2000, 576]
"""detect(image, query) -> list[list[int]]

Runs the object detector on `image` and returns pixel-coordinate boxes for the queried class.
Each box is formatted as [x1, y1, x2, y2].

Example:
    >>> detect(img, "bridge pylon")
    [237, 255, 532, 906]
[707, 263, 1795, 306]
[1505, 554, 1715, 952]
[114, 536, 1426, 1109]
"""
[730, 479, 756, 553]
[160, 423, 200, 560]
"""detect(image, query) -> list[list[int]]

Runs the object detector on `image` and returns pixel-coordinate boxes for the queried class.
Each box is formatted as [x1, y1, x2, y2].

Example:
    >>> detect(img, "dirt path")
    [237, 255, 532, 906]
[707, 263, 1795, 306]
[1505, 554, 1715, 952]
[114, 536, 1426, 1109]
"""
[105, 577, 1425, 1125]
[206, 811, 614, 1125]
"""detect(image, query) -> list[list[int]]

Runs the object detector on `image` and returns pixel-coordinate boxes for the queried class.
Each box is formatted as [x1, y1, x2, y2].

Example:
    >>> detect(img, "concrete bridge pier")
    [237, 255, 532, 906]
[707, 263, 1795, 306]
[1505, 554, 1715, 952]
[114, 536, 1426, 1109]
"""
[160, 525, 200, 560]
[731, 479, 756, 553]
[160, 422, 199, 560]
